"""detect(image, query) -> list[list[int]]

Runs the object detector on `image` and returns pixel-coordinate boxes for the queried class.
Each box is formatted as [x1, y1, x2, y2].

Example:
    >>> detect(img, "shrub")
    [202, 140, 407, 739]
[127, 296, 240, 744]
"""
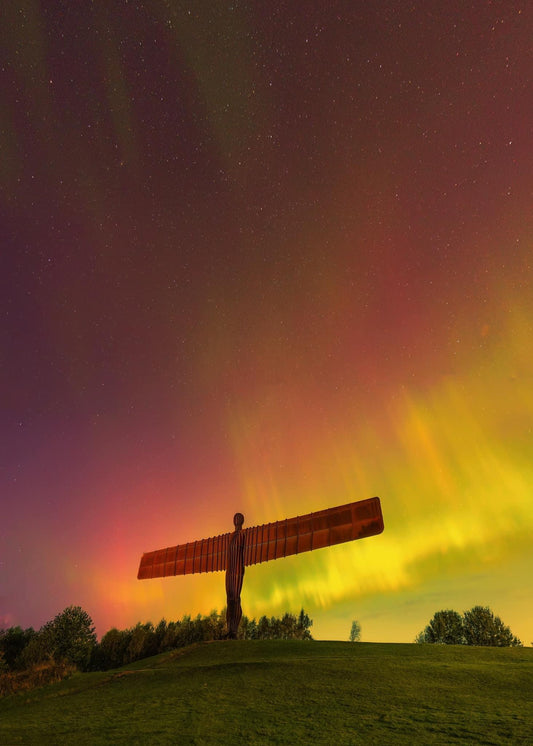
[0, 661, 75, 697]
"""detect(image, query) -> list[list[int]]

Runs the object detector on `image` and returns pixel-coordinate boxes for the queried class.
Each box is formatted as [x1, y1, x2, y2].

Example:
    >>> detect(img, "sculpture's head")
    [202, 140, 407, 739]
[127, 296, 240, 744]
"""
[233, 512, 244, 530]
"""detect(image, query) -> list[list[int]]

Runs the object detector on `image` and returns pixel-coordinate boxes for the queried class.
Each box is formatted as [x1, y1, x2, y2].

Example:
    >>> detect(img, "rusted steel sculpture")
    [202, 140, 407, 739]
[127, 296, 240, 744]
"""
[138, 496, 384, 638]
[225, 512, 246, 637]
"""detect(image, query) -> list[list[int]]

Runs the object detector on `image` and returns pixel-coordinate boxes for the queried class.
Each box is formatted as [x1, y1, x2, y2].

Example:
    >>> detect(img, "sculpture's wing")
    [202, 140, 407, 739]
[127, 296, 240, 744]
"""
[137, 497, 384, 579]
[243, 496, 384, 566]
[137, 531, 231, 579]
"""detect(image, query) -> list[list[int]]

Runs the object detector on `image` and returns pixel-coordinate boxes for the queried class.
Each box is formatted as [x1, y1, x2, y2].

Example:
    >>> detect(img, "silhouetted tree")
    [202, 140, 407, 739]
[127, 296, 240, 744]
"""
[462, 606, 522, 647]
[154, 619, 168, 648]
[161, 620, 181, 651]
[0, 626, 36, 669]
[17, 631, 50, 668]
[349, 620, 361, 642]
[200, 610, 226, 641]
[256, 615, 271, 639]
[238, 615, 257, 639]
[296, 609, 313, 640]
[42, 606, 97, 670]
[126, 622, 159, 662]
[92, 628, 131, 670]
[418, 610, 464, 645]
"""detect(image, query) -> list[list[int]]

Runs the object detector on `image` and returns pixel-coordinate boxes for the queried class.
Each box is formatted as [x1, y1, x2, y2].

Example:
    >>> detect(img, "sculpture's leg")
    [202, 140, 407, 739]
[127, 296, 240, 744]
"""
[225, 567, 244, 639]
[226, 599, 241, 638]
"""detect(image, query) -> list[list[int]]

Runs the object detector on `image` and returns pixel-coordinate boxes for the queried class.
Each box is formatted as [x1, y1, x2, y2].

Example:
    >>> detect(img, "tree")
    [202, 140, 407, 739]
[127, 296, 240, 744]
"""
[349, 620, 361, 642]
[155, 619, 168, 648]
[462, 606, 522, 647]
[257, 615, 272, 639]
[93, 628, 131, 670]
[161, 620, 181, 651]
[126, 622, 158, 662]
[296, 609, 313, 640]
[17, 631, 50, 668]
[239, 615, 257, 639]
[0, 626, 36, 669]
[417, 610, 464, 645]
[42, 606, 97, 670]
[201, 610, 225, 641]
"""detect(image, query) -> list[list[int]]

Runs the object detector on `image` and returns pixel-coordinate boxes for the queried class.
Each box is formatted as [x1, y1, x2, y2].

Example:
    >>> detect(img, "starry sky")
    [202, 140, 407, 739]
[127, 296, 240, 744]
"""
[2, 1, 532, 644]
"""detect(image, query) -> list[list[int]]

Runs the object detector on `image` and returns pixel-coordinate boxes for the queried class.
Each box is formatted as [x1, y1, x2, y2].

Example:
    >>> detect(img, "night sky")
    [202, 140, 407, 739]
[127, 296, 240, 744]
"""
[2, 1, 532, 644]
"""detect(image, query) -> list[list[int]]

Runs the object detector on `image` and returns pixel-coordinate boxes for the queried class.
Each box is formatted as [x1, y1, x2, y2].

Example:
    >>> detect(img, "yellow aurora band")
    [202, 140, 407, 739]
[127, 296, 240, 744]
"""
[223, 301, 533, 639]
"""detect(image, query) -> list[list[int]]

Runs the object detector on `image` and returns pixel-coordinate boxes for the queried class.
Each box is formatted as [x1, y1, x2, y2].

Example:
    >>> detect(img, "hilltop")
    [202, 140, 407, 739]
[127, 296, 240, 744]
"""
[0, 640, 531, 744]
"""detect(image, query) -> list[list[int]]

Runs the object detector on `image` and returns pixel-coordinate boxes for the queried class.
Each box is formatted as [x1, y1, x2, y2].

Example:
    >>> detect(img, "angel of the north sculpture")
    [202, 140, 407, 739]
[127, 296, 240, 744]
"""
[138, 496, 384, 638]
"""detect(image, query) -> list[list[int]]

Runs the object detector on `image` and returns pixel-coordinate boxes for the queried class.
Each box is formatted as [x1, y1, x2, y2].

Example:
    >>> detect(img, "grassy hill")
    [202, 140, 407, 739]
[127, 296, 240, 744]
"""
[0, 640, 531, 745]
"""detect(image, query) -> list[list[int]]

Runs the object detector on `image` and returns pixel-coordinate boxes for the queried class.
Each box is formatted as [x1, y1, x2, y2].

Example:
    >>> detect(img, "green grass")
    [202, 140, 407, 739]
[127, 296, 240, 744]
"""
[0, 641, 531, 745]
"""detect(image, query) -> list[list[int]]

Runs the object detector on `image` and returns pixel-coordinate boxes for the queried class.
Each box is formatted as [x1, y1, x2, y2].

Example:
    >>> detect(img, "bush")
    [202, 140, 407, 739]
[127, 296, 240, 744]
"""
[0, 661, 75, 696]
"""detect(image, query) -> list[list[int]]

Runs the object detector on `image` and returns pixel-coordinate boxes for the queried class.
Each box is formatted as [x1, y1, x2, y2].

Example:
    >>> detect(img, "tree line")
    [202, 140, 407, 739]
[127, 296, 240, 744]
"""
[2, 603, 522, 694]
[0, 606, 313, 678]
[415, 606, 522, 646]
